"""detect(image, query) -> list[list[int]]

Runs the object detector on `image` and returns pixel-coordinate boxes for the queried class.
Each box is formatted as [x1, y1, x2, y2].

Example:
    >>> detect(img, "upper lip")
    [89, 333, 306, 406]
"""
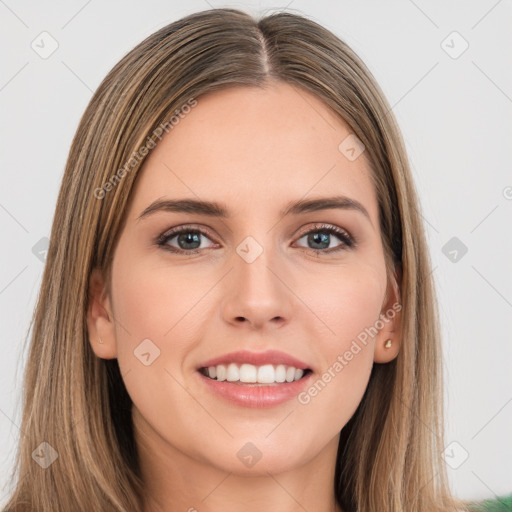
[197, 350, 310, 370]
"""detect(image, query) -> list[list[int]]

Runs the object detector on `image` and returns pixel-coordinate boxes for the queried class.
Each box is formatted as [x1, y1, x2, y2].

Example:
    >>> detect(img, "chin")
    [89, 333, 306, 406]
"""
[198, 435, 311, 476]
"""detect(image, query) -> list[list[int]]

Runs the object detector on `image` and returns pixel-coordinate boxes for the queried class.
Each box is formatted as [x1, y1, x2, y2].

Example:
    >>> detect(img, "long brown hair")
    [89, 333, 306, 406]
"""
[2, 8, 478, 511]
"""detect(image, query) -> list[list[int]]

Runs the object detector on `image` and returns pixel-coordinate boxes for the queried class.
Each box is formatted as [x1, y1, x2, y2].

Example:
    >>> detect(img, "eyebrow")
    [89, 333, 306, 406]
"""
[137, 195, 372, 225]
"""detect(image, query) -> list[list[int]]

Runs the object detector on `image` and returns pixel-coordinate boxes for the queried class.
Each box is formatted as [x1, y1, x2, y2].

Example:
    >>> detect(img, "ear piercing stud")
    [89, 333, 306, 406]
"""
[384, 339, 392, 349]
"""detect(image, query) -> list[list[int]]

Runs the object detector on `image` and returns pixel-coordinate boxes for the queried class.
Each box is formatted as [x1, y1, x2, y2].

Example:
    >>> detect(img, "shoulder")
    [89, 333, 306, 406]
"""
[467, 493, 512, 511]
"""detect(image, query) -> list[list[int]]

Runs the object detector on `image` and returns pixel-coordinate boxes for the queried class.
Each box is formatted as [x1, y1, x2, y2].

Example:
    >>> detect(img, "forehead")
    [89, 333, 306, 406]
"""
[129, 82, 378, 221]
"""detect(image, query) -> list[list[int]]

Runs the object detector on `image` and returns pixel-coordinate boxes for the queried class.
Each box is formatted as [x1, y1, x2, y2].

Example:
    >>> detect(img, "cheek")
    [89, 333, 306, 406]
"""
[289, 261, 386, 427]
[110, 249, 205, 356]
[108, 254, 203, 438]
[306, 259, 386, 346]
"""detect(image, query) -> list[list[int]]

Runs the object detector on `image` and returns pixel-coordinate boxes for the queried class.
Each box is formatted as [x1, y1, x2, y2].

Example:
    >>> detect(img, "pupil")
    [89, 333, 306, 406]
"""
[309, 232, 329, 249]
[179, 232, 200, 249]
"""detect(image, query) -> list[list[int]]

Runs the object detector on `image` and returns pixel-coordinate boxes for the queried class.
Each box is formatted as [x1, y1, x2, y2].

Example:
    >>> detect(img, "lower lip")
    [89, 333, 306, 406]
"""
[197, 371, 313, 408]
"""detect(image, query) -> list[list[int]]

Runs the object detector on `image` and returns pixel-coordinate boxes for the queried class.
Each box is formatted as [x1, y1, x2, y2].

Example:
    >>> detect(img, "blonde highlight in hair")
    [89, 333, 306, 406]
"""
[3, 8, 476, 512]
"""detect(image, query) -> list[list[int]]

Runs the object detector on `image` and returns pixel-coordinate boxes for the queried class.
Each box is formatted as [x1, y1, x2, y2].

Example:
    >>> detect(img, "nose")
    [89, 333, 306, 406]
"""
[220, 240, 293, 331]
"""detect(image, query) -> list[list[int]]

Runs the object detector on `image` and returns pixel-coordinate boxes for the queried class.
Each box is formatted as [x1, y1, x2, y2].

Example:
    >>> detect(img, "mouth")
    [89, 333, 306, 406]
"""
[195, 349, 314, 407]
[197, 364, 314, 408]
[198, 363, 313, 385]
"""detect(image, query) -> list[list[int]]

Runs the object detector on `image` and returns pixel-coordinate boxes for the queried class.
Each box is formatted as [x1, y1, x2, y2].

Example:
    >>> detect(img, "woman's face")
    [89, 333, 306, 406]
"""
[88, 81, 401, 476]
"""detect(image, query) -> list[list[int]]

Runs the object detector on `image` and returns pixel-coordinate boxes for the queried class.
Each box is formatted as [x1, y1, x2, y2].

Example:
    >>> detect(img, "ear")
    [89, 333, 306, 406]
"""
[86, 267, 117, 359]
[374, 263, 402, 364]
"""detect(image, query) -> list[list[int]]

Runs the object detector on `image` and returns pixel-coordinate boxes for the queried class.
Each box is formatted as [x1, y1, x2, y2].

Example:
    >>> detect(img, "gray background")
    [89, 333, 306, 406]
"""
[1, 0, 511, 504]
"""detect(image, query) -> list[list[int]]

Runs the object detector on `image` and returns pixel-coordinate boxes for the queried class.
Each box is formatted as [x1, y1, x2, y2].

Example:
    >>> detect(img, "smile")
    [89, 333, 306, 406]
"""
[199, 363, 311, 384]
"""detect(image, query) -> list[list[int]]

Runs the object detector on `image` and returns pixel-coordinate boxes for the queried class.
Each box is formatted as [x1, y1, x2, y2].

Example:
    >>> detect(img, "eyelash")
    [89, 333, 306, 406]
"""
[155, 223, 356, 256]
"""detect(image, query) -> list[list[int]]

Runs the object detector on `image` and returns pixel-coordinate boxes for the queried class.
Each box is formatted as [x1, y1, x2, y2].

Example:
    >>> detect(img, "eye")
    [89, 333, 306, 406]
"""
[156, 225, 217, 254]
[155, 223, 355, 255]
[293, 223, 355, 254]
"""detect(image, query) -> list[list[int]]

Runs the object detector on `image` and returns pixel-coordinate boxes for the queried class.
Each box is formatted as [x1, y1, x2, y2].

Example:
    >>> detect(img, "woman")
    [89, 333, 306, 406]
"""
[2, 7, 509, 512]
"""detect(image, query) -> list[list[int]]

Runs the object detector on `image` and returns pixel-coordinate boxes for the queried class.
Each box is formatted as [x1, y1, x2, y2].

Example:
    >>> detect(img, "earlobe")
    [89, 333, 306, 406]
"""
[374, 264, 402, 364]
[86, 268, 117, 360]
[374, 336, 400, 364]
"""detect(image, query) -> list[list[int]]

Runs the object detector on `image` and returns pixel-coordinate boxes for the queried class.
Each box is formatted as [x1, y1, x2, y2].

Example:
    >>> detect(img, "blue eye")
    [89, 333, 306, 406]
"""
[294, 223, 355, 253]
[156, 223, 355, 255]
[156, 226, 216, 254]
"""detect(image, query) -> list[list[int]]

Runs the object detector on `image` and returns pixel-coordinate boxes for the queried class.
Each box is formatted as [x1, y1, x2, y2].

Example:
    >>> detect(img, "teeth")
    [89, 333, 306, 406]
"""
[226, 363, 239, 382]
[202, 363, 306, 383]
[216, 364, 226, 381]
[240, 363, 257, 383]
[257, 364, 275, 384]
[275, 364, 286, 382]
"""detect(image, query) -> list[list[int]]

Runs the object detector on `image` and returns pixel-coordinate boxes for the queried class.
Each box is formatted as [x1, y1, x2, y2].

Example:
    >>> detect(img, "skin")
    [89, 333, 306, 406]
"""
[87, 81, 402, 512]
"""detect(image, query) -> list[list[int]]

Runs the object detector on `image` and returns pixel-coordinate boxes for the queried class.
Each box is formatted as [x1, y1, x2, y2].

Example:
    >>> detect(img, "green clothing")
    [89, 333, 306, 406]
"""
[469, 493, 512, 511]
